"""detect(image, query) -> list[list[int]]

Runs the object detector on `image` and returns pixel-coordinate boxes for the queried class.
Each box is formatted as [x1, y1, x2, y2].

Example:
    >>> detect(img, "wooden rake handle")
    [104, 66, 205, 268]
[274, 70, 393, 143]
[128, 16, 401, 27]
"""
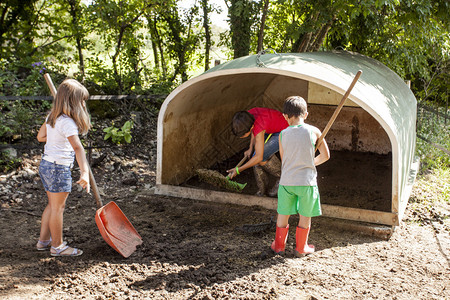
[315, 70, 362, 152]
[226, 155, 247, 179]
[236, 156, 247, 169]
[43, 74, 103, 208]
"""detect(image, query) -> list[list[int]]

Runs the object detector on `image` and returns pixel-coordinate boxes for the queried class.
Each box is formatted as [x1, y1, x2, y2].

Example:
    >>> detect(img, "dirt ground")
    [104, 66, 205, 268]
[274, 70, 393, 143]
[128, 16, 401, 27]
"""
[0, 116, 449, 299]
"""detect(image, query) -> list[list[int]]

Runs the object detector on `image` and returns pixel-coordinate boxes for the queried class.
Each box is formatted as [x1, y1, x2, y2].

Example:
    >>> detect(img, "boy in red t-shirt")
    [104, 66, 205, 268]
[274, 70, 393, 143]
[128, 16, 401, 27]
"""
[228, 107, 289, 196]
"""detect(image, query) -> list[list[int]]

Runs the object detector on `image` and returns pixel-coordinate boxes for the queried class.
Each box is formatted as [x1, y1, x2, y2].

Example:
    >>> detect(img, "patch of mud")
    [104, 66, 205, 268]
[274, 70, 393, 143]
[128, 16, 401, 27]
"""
[186, 150, 392, 212]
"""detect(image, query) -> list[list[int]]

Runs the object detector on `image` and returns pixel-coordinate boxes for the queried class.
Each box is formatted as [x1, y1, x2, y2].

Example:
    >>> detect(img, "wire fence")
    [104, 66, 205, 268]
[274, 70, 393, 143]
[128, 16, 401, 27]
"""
[416, 102, 450, 156]
[0, 95, 166, 101]
[0, 95, 166, 153]
[1, 96, 449, 156]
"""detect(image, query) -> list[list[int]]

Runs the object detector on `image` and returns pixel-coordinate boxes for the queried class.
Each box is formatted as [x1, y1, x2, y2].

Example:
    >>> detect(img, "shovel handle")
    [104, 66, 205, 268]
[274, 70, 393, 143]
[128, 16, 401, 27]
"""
[236, 156, 247, 168]
[226, 156, 247, 179]
[315, 70, 362, 152]
[89, 167, 103, 208]
[44, 73, 57, 97]
[43, 73, 103, 208]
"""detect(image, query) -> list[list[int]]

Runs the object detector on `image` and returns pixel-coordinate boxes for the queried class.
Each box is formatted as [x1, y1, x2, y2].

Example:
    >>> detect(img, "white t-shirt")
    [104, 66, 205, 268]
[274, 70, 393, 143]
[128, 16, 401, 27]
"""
[279, 124, 317, 186]
[43, 115, 79, 166]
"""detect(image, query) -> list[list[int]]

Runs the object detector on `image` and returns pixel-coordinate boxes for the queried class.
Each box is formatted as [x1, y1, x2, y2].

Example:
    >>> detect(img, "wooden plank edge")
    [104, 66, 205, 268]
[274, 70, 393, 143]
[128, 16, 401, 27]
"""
[321, 204, 398, 226]
[155, 184, 398, 226]
[154, 184, 277, 210]
[318, 217, 394, 240]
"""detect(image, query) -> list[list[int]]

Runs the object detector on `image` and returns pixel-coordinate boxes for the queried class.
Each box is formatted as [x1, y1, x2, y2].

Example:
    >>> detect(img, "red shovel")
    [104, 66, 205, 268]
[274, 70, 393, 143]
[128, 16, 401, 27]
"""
[90, 169, 143, 258]
[44, 74, 143, 258]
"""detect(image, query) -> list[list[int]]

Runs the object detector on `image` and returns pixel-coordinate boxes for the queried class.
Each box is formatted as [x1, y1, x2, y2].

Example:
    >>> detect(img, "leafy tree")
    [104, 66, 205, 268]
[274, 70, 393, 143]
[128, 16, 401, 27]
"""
[256, 0, 270, 52]
[146, 14, 168, 78]
[201, 0, 212, 71]
[0, 0, 447, 109]
[66, 0, 88, 81]
[251, 0, 448, 104]
[326, 0, 449, 104]
[87, 0, 155, 93]
[0, 0, 38, 59]
[0, 0, 83, 95]
[226, 0, 260, 58]
[159, 2, 201, 82]
[261, 0, 345, 53]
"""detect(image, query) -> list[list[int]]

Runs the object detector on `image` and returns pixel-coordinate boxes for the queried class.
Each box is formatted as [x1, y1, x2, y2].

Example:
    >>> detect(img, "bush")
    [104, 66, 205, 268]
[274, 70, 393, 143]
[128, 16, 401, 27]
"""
[103, 120, 134, 145]
[0, 150, 21, 173]
[0, 101, 49, 143]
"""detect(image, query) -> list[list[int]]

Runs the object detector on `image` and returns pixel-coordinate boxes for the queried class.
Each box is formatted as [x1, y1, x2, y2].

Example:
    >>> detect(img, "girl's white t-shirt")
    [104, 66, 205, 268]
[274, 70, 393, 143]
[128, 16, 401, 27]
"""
[43, 114, 79, 166]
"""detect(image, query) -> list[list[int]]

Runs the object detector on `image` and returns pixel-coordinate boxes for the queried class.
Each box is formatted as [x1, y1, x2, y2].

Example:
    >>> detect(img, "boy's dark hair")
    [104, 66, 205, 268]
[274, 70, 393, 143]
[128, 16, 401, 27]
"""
[283, 96, 307, 119]
[231, 111, 255, 137]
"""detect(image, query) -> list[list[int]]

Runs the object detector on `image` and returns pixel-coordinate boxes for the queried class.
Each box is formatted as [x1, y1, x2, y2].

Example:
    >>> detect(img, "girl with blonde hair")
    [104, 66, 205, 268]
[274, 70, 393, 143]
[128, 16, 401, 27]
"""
[36, 78, 91, 256]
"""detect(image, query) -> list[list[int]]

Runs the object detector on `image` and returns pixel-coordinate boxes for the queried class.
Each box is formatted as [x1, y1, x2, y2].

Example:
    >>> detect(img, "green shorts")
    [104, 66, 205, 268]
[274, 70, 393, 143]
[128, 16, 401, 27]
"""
[277, 185, 322, 217]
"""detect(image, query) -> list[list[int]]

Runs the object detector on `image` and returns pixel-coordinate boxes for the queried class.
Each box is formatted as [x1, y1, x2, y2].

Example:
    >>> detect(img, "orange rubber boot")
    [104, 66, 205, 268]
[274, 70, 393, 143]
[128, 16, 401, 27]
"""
[295, 226, 315, 256]
[271, 225, 289, 254]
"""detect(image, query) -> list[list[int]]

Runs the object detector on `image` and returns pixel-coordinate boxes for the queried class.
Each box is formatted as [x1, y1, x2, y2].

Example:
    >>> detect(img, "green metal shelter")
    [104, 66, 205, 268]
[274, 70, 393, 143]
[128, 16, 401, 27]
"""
[155, 51, 419, 231]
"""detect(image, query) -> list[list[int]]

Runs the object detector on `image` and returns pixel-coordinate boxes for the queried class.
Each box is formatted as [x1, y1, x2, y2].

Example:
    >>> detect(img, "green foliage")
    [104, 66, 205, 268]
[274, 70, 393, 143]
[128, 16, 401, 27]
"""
[411, 168, 449, 204]
[0, 0, 448, 123]
[324, 0, 449, 105]
[0, 150, 22, 173]
[0, 100, 49, 143]
[103, 120, 134, 145]
[146, 80, 176, 95]
[228, 0, 260, 58]
[0, 59, 49, 96]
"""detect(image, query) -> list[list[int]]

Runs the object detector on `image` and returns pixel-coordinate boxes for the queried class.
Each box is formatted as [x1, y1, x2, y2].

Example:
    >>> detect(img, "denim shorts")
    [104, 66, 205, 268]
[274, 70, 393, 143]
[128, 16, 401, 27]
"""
[39, 159, 72, 193]
[254, 132, 280, 162]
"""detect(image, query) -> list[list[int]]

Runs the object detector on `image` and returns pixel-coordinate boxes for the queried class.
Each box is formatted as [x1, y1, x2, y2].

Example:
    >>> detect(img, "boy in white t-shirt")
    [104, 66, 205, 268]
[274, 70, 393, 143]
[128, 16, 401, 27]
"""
[271, 96, 330, 256]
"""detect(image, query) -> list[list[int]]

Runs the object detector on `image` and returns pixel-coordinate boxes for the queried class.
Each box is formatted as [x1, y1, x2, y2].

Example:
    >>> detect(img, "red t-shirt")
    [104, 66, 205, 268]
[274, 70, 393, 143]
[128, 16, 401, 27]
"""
[249, 107, 289, 136]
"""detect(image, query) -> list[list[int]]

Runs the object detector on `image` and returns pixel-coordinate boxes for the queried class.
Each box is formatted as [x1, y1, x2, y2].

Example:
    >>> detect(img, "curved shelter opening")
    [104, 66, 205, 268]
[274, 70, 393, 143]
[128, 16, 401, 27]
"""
[155, 51, 419, 228]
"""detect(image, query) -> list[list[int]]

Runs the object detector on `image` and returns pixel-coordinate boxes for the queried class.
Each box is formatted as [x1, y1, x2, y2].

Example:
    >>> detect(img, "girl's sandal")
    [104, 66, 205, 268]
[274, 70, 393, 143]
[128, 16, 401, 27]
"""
[51, 242, 83, 257]
[36, 238, 52, 251]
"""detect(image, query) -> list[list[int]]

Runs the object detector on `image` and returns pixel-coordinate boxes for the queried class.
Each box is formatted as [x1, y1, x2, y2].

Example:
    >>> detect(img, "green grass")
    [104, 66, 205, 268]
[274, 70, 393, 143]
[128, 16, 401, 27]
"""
[409, 104, 449, 228]
[411, 168, 450, 204]
[409, 168, 449, 229]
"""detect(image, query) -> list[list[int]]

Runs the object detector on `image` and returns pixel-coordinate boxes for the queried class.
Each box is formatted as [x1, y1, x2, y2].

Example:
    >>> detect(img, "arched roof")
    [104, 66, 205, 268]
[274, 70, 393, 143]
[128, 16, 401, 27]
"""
[157, 51, 417, 218]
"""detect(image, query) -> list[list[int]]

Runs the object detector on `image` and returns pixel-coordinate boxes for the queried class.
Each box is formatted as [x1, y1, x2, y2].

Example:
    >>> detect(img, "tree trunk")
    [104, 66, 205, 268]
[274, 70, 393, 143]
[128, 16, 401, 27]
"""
[310, 16, 336, 52]
[294, 12, 320, 53]
[296, 32, 312, 52]
[147, 16, 160, 71]
[151, 15, 167, 78]
[257, 0, 270, 53]
[111, 11, 146, 93]
[165, 14, 187, 82]
[202, 0, 211, 71]
[75, 37, 85, 80]
[158, 36, 167, 79]
[229, 0, 255, 58]
[67, 0, 85, 81]
[111, 26, 126, 93]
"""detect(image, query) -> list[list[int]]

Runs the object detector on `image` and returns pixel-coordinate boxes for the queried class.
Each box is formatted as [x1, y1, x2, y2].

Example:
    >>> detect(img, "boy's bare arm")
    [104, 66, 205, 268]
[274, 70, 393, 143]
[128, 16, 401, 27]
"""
[227, 131, 264, 178]
[244, 133, 256, 158]
[279, 134, 283, 161]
